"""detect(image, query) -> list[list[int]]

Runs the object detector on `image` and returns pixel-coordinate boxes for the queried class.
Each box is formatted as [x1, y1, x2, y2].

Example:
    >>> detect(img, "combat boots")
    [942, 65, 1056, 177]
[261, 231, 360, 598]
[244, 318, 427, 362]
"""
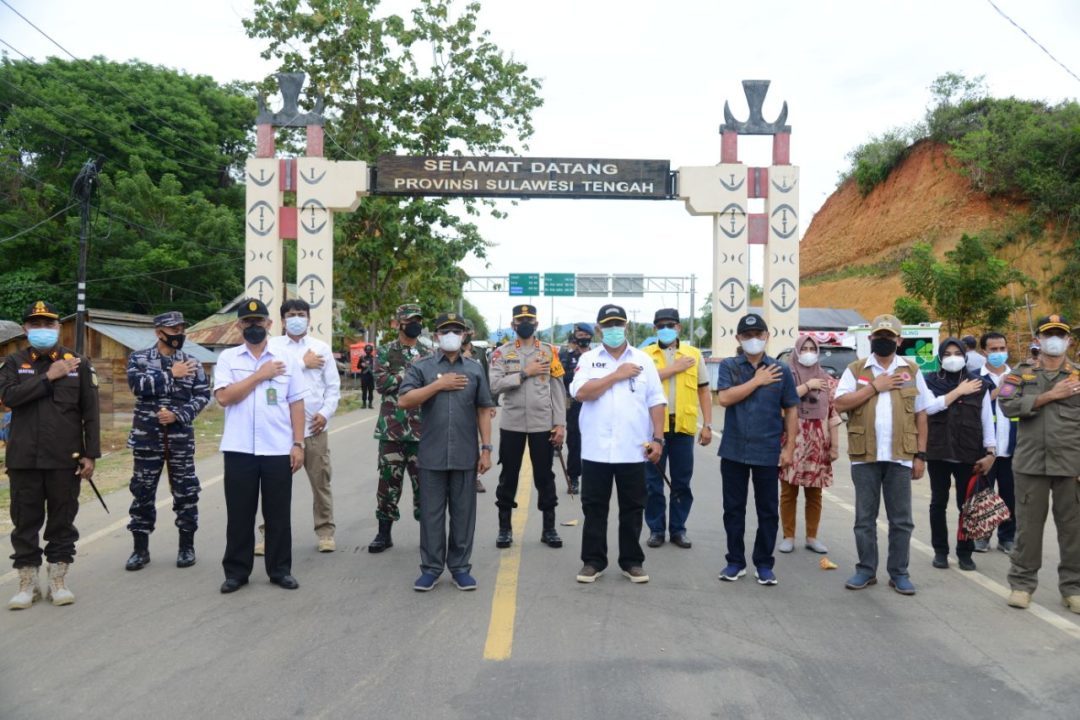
[540, 509, 563, 548]
[8, 566, 41, 610]
[368, 520, 393, 553]
[496, 510, 513, 548]
[177, 531, 196, 568]
[46, 562, 75, 606]
[125, 532, 151, 571]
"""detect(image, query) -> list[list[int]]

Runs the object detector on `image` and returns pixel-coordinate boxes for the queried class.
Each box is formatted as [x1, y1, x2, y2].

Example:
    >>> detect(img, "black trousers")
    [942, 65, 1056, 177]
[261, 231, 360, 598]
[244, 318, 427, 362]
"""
[8, 469, 81, 568]
[222, 452, 293, 581]
[360, 372, 374, 406]
[928, 460, 976, 558]
[580, 460, 646, 572]
[566, 401, 583, 481]
[495, 429, 558, 513]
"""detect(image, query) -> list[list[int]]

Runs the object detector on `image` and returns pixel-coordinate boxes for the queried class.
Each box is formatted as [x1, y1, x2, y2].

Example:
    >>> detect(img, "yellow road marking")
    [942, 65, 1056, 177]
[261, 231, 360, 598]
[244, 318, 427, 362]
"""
[483, 451, 534, 661]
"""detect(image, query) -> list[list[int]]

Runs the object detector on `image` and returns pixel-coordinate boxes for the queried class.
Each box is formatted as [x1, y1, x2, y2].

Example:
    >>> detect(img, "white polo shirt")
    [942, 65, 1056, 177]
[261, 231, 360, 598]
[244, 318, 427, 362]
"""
[569, 343, 667, 464]
[214, 343, 307, 456]
[835, 354, 941, 467]
[268, 333, 341, 437]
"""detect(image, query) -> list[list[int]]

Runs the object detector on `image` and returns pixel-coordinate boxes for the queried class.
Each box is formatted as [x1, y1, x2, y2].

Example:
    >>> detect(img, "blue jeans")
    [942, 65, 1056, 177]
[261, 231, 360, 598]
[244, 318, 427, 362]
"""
[851, 462, 913, 579]
[645, 432, 695, 535]
[720, 458, 779, 569]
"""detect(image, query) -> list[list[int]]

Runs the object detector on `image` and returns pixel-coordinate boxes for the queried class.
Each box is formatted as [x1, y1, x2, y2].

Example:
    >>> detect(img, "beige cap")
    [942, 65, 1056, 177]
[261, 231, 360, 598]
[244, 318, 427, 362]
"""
[869, 314, 902, 336]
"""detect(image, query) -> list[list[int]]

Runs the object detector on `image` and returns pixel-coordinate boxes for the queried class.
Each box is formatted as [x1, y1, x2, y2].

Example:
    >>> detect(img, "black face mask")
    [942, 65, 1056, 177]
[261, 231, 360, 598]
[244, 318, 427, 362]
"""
[870, 337, 898, 357]
[403, 322, 423, 339]
[160, 333, 186, 350]
[574, 337, 591, 348]
[516, 322, 536, 339]
[242, 325, 268, 344]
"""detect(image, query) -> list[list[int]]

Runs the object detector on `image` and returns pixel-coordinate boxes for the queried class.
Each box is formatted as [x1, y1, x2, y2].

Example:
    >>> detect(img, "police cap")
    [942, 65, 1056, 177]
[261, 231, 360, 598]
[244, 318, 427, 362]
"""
[23, 300, 59, 322]
[435, 312, 467, 331]
[1037, 314, 1071, 333]
[512, 304, 537, 319]
[237, 298, 270, 319]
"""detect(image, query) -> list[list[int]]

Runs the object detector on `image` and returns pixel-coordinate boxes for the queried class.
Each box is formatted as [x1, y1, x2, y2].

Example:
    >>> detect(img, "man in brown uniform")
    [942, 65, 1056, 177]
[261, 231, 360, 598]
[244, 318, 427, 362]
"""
[1, 301, 100, 609]
[999, 314, 1080, 612]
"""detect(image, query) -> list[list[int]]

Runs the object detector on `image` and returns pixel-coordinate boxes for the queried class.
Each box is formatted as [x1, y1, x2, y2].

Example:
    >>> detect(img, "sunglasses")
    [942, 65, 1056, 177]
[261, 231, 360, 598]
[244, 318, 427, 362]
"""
[655, 323, 676, 330]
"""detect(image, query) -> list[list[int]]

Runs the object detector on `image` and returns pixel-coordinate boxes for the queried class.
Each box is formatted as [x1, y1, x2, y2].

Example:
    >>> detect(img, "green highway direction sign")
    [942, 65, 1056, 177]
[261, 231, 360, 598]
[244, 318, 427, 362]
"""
[543, 273, 575, 296]
[508, 273, 540, 296]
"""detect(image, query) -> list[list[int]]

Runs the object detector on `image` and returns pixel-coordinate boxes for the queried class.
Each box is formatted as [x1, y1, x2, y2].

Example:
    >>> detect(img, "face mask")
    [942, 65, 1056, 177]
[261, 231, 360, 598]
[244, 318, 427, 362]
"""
[438, 332, 463, 353]
[941, 355, 966, 373]
[870, 337, 897, 357]
[574, 337, 591, 348]
[285, 316, 308, 336]
[160, 333, 186, 351]
[601, 326, 626, 347]
[740, 337, 766, 355]
[27, 328, 59, 350]
[1040, 336, 1069, 357]
[516, 322, 536, 339]
[403, 321, 423, 339]
[987, 351, 1008, 368]
[242, 325, 268, 345]
[797, 351, 819, 367]
[656, 328, 678, 345]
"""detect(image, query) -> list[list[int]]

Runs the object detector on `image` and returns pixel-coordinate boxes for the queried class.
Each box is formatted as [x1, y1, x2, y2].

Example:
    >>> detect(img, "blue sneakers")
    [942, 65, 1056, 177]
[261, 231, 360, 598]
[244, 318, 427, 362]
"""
[755, 567, 778, 586]
[451, 572, 477, 591]
[845, 572, 877, 590]
[888, 576, 917, 596]
[718, 564, 747, 582]
[413, 572, 440, 592]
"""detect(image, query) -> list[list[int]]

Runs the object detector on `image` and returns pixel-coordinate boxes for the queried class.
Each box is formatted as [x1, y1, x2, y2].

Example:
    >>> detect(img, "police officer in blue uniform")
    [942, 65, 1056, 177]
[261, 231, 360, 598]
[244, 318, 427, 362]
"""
[124, 311, 210, 571]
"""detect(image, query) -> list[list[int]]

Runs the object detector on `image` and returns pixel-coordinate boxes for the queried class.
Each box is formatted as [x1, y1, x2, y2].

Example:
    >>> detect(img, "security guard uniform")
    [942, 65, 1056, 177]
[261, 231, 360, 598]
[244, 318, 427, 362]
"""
[488, 304, 566, 548]
[998, 314, 1080, 607]
[124, 311, 210, 570]
[558, 322, 594, 494]
[0, 301, 99, 608]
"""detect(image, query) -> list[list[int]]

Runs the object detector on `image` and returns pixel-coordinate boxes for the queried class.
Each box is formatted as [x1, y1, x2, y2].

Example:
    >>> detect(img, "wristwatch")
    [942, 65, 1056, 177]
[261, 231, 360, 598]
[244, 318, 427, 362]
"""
[703, 423, 713, 430]
[651, 437, 665, 446]
[914, 451, 927, 461]
[293, 442, 304, 450]
[480, 444, 494, 452]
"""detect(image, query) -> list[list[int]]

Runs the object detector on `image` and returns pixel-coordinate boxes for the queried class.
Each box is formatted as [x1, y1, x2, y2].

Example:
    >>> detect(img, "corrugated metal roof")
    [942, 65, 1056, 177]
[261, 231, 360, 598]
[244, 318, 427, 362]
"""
[86, 322, 219, 364]
[0, 320, 23, 344]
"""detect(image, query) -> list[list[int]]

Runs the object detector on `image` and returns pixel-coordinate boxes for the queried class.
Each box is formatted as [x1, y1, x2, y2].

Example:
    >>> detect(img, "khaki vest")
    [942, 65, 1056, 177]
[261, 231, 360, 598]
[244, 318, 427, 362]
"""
[845, 357, 920, 462]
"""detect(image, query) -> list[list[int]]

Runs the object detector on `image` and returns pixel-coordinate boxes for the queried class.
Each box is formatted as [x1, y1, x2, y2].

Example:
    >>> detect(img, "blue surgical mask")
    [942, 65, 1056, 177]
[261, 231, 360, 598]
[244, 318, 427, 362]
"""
[987, 351, 1008, 368]
[285, 316, 308, 336]
[27, 328, 59, 350]
[656, 328, 678, 345]
[602, 326, 626, 347]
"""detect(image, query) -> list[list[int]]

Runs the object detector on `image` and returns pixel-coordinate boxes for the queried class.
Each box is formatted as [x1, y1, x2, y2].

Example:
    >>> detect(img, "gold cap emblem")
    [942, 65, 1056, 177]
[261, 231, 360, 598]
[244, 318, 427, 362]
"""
[249, 301, 258, 311]
[34, 301, 47, 314]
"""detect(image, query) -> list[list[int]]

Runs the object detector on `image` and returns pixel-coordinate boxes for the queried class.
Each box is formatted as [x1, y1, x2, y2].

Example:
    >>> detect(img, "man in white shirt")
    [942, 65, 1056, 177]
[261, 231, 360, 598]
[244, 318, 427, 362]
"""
[213, 299, 307, 593]
[977, 331, 1017, 553]
[569, 304, 666, 585]
[264, 299, 342, 553]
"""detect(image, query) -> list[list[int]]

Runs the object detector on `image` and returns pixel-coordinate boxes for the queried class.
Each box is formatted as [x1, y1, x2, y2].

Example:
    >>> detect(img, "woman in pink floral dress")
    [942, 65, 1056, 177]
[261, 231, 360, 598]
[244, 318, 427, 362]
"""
[779, 335, 841, 554]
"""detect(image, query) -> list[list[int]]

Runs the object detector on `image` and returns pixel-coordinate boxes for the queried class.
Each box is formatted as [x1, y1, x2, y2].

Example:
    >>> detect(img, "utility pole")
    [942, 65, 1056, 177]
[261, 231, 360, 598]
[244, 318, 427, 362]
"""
[689, 273, 697, 343]
[72, 158, 103, 355]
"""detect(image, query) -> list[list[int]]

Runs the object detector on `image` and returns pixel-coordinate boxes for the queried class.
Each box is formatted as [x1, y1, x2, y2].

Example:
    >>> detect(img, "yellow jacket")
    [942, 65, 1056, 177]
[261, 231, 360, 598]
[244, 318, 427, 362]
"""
[644, 341, 704, 435]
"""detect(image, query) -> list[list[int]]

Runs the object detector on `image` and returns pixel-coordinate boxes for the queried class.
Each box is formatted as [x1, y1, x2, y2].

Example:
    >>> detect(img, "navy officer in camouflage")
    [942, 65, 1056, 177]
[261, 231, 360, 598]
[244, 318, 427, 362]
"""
[124, 311, 211, 571]
[368, 303, 433, 553]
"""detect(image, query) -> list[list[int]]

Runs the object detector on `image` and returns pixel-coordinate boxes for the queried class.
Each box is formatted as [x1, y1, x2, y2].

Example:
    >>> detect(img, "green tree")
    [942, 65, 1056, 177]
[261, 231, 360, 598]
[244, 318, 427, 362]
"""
[244, 0, 543, 337]
[899, 235, 1025, 337]
[892, 296, 931, 324]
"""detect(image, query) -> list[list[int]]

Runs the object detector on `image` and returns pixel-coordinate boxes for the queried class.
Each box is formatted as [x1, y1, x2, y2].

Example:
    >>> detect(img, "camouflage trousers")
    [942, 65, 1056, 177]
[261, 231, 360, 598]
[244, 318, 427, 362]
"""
[376, 439, 421, 523]
[127, 443, 200, 535]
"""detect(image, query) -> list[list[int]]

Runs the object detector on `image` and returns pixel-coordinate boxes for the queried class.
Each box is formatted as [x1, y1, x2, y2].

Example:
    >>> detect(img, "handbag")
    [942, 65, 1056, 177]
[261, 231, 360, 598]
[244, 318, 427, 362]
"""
[958, 472, 1011, 541]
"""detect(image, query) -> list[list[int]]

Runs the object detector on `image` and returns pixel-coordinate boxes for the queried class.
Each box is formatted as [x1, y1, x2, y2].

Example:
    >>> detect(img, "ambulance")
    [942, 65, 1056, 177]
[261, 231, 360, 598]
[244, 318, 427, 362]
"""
[845, 322, 942, 372]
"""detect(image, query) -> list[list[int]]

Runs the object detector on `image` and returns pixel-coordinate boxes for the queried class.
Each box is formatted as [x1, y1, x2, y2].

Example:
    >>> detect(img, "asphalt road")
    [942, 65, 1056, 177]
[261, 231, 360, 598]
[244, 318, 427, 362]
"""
[2, 407, 1079, 720]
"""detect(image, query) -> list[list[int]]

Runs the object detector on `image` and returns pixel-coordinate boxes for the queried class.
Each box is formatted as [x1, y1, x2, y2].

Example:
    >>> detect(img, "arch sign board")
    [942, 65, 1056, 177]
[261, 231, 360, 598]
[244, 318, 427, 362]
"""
[246, 75, 798, 355]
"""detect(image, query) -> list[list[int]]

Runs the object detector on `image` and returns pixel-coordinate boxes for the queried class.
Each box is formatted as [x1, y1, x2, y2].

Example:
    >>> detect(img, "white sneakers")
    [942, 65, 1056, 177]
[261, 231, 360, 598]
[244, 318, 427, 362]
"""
[8, 566, 41, 610]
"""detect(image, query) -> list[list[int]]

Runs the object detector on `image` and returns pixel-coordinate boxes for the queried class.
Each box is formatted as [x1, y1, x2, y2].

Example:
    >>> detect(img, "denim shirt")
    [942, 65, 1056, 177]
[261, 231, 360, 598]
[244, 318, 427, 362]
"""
[716, 353, 800, 466]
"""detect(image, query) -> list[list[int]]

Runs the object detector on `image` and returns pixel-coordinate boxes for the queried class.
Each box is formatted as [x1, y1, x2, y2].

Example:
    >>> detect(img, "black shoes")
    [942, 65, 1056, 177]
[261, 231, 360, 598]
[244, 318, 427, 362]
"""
[125, 533, 150, 571]
[496, 510, 513, 548]
[932, 554, 949, 569]
[270, 575, 299, 590]
[368, 520, 393, 553]
[957, 556, 977, 572]
[540, 510, 562, 548]
[220, 577, 248, 594]
[670, 533, 692, 549]
[646, 532, 665, 548]
[177, 531, 196, 568]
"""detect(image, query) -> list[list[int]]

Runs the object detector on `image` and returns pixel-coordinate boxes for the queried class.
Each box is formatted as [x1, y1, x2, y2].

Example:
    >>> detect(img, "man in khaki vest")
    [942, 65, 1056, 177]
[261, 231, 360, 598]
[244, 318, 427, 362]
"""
[998, 313, 1080, 612]
[834, 314, 939, 596]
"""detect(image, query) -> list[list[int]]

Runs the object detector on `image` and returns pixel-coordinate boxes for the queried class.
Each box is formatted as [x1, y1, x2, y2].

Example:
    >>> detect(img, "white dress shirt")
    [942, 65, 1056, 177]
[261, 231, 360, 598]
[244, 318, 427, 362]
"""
[268, 333, 341, 437]
[569, 343, 667, 464]
[214, 343, 307, 455]
[836, 354, 940, 467]
[981, 363, 1013, 458]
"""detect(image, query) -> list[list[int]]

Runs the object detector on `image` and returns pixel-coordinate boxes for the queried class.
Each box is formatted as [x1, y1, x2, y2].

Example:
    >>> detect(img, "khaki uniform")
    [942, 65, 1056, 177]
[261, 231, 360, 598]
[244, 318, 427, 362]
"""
[998, 360, 1080, 596]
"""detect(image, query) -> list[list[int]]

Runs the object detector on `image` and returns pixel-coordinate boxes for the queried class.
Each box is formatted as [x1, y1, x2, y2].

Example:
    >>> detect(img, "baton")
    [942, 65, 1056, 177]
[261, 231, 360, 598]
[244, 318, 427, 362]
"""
[554, 443, 573, 499]
[87, 476, 110, 513]
[643, 442, 673, 490]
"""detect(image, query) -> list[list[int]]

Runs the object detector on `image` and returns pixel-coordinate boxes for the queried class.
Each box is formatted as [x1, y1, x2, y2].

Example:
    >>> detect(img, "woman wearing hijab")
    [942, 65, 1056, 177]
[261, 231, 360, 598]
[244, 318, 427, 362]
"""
[923, 338, 997, 571]
[779, 336, 842, 554]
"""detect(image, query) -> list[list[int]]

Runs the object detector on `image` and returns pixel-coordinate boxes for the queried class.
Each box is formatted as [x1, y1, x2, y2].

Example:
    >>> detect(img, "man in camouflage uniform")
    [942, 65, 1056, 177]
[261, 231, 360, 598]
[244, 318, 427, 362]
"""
[124, 311, 211, 571]
[369, 304, 432, 552]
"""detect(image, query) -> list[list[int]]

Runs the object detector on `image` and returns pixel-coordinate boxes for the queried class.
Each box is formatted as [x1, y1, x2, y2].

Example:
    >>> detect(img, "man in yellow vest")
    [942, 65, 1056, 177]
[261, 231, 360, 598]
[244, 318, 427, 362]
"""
[642, 308, 713, 549]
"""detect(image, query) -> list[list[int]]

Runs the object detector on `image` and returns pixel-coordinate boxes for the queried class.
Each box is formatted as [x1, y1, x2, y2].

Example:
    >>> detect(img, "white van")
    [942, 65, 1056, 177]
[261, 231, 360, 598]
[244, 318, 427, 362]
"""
[846, 322, 942, 372]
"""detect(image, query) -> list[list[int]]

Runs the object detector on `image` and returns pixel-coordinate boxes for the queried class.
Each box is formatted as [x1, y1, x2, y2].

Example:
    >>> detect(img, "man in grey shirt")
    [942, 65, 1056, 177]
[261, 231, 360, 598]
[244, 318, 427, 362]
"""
[399, 312, 495, 592]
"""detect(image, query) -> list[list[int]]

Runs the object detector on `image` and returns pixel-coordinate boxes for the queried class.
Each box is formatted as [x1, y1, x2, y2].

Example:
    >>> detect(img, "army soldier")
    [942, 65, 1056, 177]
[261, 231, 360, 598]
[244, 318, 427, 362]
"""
[489, 304, 567, 549]
[1000, 314, 1080, 613]
[369, 303, 432, 552]
[558, 323, 595, 494]
[124, 311, 211, 571]
[2, 301, 99, 609]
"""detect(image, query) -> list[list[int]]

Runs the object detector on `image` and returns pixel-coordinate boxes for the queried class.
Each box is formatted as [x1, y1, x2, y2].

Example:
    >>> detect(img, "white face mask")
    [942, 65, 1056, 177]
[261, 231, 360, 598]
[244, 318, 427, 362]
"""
[797, 351, 819, 367]
[740, 337, 766, 355]
[1040, 336, 1069, 357]
[941, 355, 966, 373]
[438, 332, 463, 353]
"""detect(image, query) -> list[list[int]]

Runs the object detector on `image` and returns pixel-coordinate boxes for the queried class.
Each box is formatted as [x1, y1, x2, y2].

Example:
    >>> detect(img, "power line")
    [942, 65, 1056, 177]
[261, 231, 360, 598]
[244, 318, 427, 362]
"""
[0, 254, 246, 292]
[0, 201, 75, 243]
[985, 0, 1080, 85]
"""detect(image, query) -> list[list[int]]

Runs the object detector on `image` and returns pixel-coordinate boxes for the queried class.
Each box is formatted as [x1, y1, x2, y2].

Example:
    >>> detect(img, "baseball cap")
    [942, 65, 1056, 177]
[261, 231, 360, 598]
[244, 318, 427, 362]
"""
[596, 304, 627, 325]
[736, 313, 767, 334]
[396, 304, 422, 322]
[153, 311, 185, 328]
[653, 308, 680, 325]
[237, 299, 270, 319]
